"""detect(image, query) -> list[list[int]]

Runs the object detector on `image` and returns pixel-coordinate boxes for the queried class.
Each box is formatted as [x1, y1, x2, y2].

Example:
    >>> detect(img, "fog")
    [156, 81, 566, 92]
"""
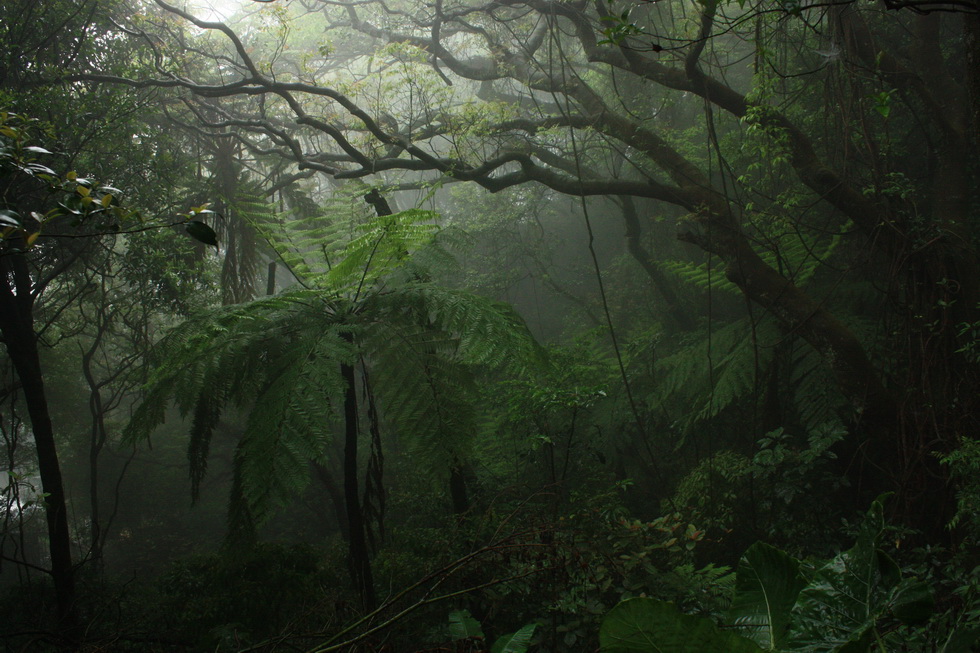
[1, 0, 977, 650]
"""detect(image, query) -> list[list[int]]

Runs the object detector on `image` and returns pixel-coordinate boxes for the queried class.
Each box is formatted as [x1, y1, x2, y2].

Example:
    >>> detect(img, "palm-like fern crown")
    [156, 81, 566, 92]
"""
[126, 197, 541, 525]
[649, 223, 853, 438]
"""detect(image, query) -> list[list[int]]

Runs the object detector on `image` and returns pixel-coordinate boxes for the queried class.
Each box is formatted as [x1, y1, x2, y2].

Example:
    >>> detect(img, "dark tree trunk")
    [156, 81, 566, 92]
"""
[0, 253, 77, 634]
[340, 352, 376, 611]
[266, 260, 277, 296]
[449, 462, 470, 515]
[360, 364, 386, 551]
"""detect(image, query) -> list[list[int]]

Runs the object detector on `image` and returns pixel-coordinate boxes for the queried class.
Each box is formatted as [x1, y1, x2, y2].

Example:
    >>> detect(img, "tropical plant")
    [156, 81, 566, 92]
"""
[88, 0, 980, 538]
[125, 204, 542, 608]
[599, 496, 940, 652]
[448, 609, 537, 653]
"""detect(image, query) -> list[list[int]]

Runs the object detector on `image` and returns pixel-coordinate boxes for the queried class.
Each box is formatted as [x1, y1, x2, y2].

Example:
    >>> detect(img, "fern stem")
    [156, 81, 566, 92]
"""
[341, 339, 376, 611]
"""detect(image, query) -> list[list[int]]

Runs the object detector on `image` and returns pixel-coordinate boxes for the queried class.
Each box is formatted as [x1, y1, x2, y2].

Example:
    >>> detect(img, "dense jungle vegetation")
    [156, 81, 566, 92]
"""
[2, 0, 980, 650]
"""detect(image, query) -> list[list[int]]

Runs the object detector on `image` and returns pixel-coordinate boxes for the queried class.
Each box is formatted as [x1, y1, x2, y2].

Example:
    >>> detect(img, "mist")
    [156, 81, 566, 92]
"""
[1, 0, 977, 650]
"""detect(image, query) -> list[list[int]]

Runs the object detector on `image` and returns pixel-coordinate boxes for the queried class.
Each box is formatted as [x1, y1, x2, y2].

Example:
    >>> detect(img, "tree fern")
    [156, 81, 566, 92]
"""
[654, 221, 852, 440]
[253, 198, 357, 284]
[650, 317, 779, 435]
[235, 326, 351, 520]
[787, 343, 847, 433]
[661, 259, 741, 296]
[127, 206, 541, 536]
[217, 184, 278, 304]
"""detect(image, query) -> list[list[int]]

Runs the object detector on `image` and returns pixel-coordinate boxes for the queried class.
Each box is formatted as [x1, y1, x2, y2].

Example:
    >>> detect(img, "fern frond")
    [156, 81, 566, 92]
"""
[652, 317, 779, 432]
[665, 224, 844, 298]
[127, 202, 546, 531]
[787, 340, 847, 432]
[326, 209, 440, 291]
[662, 260, 741, 295]
[379, 284, 543, 371]
[235, 324, 352, 523]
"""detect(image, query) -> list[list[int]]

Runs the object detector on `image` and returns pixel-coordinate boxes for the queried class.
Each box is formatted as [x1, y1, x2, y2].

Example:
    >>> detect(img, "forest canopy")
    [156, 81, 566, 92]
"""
[1, 0, 979, 650]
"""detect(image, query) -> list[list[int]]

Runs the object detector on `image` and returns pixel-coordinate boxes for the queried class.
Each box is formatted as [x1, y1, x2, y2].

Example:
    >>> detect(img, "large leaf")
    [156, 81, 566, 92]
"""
[787, 497, 932, 651]
[727, 542, 806, 650]
[491, 623, 537, 653]
[887, 576, 935, 625]
[600, 598, 763, 653]
[448, 609, 484, 640]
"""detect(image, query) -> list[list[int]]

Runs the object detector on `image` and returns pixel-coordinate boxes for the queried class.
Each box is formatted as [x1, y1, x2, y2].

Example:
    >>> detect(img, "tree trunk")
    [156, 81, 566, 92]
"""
[0, 253, 77, 634]
[340, 351, 376, 611]
[449, 462, 470, 515]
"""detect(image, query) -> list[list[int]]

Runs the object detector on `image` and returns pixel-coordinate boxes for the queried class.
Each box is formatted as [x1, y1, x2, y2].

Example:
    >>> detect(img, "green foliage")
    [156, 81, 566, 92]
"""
[787, 498, 933, 650]
[480, 487, 733, 652]
[157, 543, 339, 649]
[325, 208, 440, 291]
[492, 624, 538, 653]
[746, 425, 847, 540]
[118, 225, 219, 314]
[598, 497, 934, 652]
[727, 543, 805, 650]
[671, 450, 752, 530]
[651, 216, 853, 453]
[126, 207, 540, 530]
[445, 334, 616, 522]
[660, 259, 741, 296]
[449, 609, 486, 640]
[600, 598, 762, 652]
[0, 110, 139, 245]
[912, 556, 980, 652]
[663, 219, 844, 298]
[447, 609, 537, 653]
[939, 437, 980, 539]
[651, 317, 780, 434]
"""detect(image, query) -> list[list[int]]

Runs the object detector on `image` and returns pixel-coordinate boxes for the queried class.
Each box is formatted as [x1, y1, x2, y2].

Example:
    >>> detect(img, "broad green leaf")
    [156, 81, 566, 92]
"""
[888, 577, 934, 624]
[727, 542, 806, 650]
[491, 623, 536, 653]
[787, 496, 931, 650]
[186, 220, 219, 247]
[448, 609, 484, 640]
[600, 598, 763, 653]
